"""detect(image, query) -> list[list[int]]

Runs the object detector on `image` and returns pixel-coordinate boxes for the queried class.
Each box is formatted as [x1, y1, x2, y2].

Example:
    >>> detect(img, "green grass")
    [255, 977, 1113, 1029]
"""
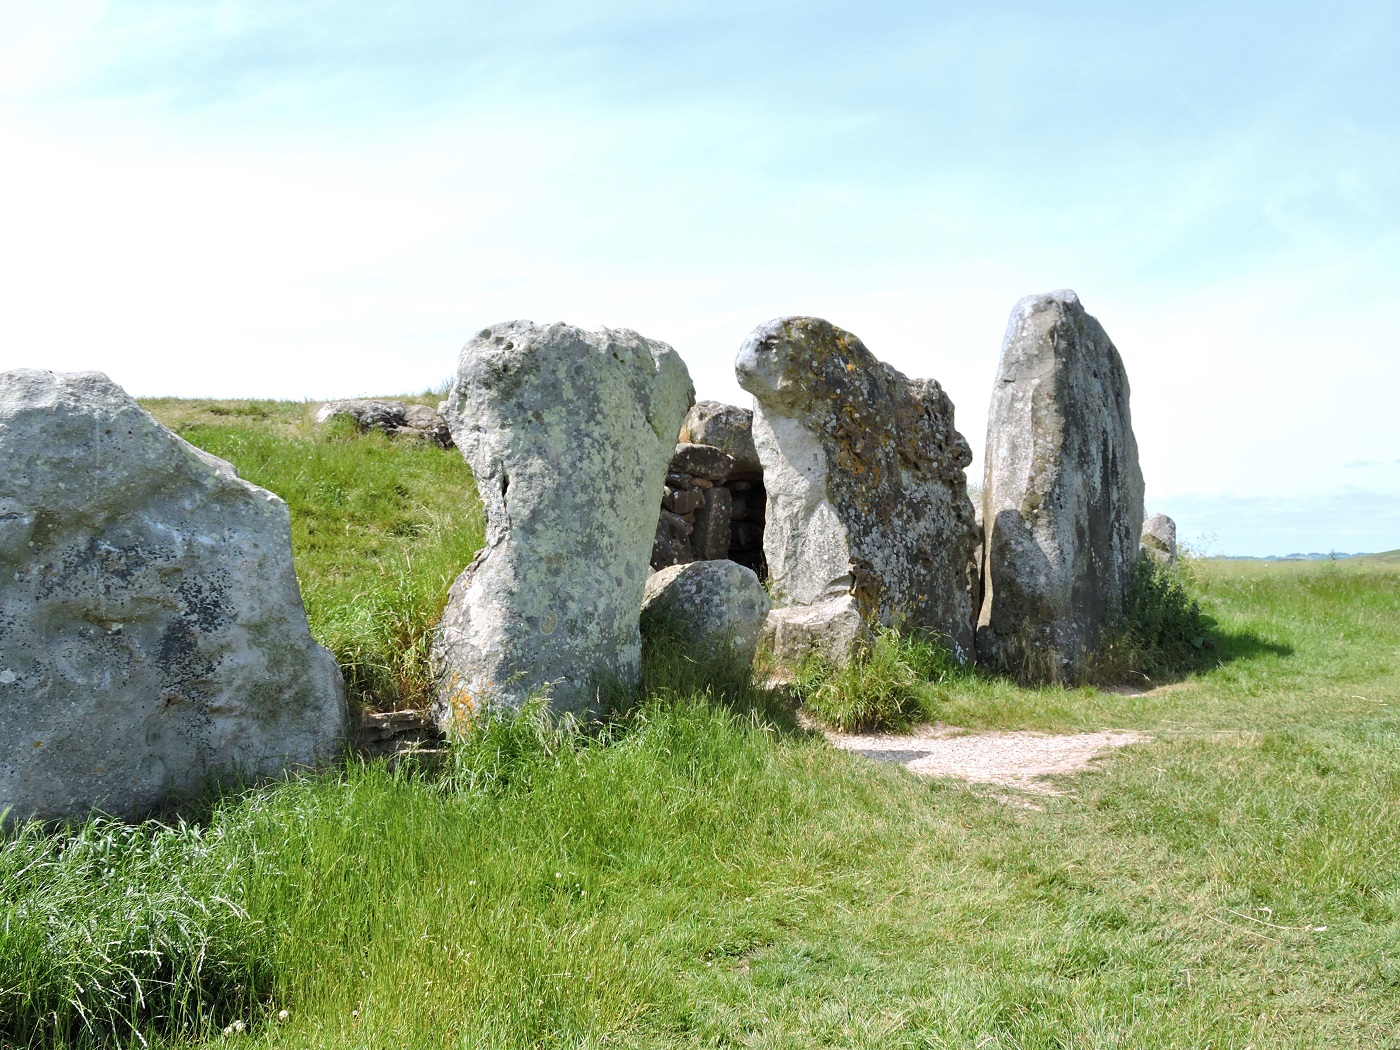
[5, 402, 1399, 1048]
[140, 398, 484, 711]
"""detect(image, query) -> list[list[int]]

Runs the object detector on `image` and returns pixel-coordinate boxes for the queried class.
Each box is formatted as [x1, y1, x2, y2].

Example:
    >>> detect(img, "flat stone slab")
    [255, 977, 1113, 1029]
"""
[827, 725, 1145, 794]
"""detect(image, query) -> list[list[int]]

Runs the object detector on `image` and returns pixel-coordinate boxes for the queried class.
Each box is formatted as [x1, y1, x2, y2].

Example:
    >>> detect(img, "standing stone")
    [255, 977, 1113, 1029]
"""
[735, 317, 980, 660]
[679, 401, 762, 478]
[432, 322, 693, 725]
[641, 560, 771, 665]
[0, 370, 346, 823]
[1141, 513, 1178, 564]
[977, 290, 1145, 681]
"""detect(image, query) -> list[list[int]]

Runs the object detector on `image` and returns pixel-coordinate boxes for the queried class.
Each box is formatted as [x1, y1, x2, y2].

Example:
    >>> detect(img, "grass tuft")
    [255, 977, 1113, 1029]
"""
[0, 815, 270, 1047]
[790, 627, 959, 732]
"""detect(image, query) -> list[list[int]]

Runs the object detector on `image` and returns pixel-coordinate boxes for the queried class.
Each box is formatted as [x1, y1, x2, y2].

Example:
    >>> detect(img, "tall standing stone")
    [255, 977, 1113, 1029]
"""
[432, 322, 693, 725]
[977, 290, 1145, 681]
[735, 317, 980, 660]
[0, 370, 346, 822]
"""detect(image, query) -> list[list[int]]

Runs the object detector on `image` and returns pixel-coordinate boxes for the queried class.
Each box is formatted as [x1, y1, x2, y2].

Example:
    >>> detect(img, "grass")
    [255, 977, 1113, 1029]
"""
[4, 401, 1398, 1047]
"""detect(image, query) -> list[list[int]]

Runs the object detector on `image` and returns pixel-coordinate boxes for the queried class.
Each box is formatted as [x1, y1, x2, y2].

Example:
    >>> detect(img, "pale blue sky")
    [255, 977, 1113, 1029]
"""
[1, 1, 1397, 554]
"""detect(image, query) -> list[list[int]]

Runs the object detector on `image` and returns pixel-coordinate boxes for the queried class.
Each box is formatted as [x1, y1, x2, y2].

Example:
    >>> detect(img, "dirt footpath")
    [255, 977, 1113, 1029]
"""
[827, 724, 1145, 796]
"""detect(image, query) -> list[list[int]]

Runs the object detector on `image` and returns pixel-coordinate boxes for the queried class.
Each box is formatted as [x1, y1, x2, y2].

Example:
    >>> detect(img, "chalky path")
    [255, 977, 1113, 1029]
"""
[827, 724, 1146, 794]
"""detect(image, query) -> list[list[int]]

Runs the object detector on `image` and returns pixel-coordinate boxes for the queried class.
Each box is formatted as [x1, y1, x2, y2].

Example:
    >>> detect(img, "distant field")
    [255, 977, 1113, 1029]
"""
[4, 400, 1397, 1049]
[1359, 549, 1400, 564]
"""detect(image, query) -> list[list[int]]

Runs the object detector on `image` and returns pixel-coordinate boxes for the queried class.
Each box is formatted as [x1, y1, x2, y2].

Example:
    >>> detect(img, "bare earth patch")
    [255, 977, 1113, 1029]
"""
[827, 724, 1146, 797]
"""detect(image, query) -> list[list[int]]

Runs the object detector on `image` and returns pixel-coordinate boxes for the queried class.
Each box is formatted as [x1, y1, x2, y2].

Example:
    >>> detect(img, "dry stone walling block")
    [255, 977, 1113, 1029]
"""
[680, 400, 763, 479]
[735, 317, 981, 665]
[432, 322, 693, 725]
[0, 370, 347, 823]
[977, 290, 1145, 682]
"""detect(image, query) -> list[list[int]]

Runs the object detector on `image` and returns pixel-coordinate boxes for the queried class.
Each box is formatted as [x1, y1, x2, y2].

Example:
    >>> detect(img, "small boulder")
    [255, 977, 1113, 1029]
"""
[1142, 513, 1178, 564]
[679, 401, 762, 478]
[0, 370, 347, 822]
[432, 322, 693, 723]
[641, 560, 771, 665]
[315, 398, 453, 448]
[759, 596, 870, 678]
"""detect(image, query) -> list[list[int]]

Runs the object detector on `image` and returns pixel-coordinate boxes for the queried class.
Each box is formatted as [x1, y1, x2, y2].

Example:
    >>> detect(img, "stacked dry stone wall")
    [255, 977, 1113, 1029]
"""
[650, 402, 768, 577]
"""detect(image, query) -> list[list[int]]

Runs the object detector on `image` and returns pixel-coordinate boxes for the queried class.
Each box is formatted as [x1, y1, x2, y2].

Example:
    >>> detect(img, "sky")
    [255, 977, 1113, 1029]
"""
[1, 0, 1397, 556]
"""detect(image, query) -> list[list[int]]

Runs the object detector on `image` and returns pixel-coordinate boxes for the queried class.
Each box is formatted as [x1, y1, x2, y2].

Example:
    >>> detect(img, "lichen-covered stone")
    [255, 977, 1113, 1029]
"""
[758, 596, 870, 678]
[433, 322, 693, 724]
[977, 290, 1145, 681]
[735, 316, 980, 659]
[641, 560, 771, 665]
[0, 370, 346, 822]
[1142, 513, 1178, 564]
[652, 510, 694, 569]
[679, 401, 762, 478]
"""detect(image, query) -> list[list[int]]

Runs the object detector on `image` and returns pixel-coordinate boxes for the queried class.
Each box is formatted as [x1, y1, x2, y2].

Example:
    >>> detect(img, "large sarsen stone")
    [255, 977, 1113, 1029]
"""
[0, 370, 347, 822]
[735, 317, 980, 659]
[977, 290, 1145, 681]
[433, 322, 693, 725]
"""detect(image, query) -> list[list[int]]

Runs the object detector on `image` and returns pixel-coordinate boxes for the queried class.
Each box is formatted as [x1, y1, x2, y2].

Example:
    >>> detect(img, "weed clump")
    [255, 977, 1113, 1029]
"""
[1091, 555, 1217, 684]
[790, 628, 959, 732]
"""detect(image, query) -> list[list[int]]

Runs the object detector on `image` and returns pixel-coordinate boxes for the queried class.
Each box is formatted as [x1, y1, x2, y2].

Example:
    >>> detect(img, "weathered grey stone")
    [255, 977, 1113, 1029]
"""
[735, 316, 980, 659]
[652, 510, 694, 570]
[670, 442, 734, 482]
[315, 398, 406, 431]
[433, 322, 693, 724]
[679, 401, 762, 478]
[1142, 513, 1178, 564]
[664, 487, 705, 515]
[315, 398, 453, 448]
[977, 290, 1145, 681]
[641, 560, 771, 665]
[692, 487, 732, 561]
[0, 370, 346, 823]
[398, 404, 454, 448]
[758, 596, 870, 678]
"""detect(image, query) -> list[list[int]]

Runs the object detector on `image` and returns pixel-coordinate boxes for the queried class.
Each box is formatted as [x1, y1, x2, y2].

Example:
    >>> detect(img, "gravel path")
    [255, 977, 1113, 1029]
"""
[827, 724, 1145, 795]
